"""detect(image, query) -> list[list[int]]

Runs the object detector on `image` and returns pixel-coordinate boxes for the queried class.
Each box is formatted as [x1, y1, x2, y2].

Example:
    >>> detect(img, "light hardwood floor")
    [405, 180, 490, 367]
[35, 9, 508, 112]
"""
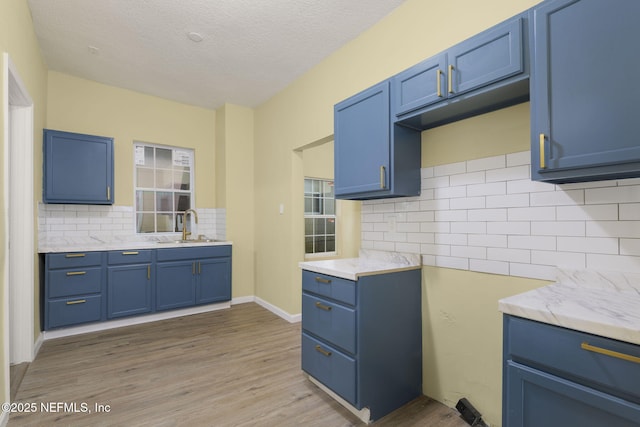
[9, 303, 468, 426]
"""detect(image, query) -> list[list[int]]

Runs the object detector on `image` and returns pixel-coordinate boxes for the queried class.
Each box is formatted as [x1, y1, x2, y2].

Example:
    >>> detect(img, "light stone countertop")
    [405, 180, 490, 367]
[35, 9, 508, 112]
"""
[38, 237, 232, 253]
[299, 249, 421, 281]
[499, 269, 640, 346]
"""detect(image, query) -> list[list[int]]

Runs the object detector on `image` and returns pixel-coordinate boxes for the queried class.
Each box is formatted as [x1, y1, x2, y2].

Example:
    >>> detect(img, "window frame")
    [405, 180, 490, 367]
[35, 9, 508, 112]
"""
[304, 177, 337, 258]
[133, 141, 195, 235]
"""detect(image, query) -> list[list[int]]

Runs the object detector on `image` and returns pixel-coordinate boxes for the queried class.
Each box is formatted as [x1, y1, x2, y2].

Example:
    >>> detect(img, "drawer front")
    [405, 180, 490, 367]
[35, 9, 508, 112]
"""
[506, 315, 640, 403]
[156, 245, 231, 262]
[108, 249, 152, 265]
[302, 293, 356, 354]
[47, 252, 102, 269]
[47, 295, 102, 329]
[302, 332, 357, 406]
[48, 267, 102, 298]
[302, 270, 356, 306]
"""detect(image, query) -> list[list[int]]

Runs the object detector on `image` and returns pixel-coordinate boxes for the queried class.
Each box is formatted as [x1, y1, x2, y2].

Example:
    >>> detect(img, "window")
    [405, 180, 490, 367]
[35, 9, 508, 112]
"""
[304, 178, 336, 255]
[134, 143, 194, 233]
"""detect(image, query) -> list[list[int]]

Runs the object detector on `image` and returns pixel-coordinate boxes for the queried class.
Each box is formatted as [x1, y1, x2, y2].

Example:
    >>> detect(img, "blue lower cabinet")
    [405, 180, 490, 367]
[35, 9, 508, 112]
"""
[107, 264, 152, 319]
[301, 268, 422, 421]
[47, 295, 103, 329]
[503, 315, 640, 427]
[196, 258, 231, 304]
[156, 260, 197, 311]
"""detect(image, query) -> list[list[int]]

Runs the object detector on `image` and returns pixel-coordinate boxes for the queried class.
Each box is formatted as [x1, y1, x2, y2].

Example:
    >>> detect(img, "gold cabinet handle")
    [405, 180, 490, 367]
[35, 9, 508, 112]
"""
[198, 262, 201, 275]
[107, 186, 111, 200]
[192, 262, 196, 275]
[437, 69, 443, 97]
[315, 301, 332, 311]
[315, 345, 332, 357]
[66, 271, 86, 276]
[147, 265, 151, 280]
[65, 253, 85, 258]
[122, 251, 139, 255]
[448, 64, 454, 94]
[380, 165, 386, 189]
[66, 299, 86, 305]
[315, 277, 331, 284]
[539, 133, 547, 169]
[581, 342, 640, 364]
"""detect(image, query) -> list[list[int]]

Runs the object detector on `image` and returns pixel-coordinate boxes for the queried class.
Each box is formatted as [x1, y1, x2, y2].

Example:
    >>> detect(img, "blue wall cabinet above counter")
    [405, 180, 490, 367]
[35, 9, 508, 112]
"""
[43, 129, 114, 204]
[531, 0, 640, 183]
[334, 81, 421, 200]
[394, 14, 529, 130]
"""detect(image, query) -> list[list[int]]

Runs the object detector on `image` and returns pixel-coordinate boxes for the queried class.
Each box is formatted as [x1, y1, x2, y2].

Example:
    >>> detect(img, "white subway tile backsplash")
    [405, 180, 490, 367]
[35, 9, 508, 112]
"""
[362, 152, 640, 281]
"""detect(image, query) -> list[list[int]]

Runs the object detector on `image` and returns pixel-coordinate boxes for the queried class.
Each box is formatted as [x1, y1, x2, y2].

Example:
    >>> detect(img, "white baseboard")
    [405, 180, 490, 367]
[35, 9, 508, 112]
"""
[254, 297, 301, 323]
[231, 295, 255, 305]
[43, 302, 231, 340]
[33, 332, 43, 359]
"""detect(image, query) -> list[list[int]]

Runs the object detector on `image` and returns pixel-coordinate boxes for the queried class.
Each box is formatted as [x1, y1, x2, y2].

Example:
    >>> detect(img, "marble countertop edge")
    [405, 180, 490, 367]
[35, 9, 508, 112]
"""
[39, 240, 233, 253]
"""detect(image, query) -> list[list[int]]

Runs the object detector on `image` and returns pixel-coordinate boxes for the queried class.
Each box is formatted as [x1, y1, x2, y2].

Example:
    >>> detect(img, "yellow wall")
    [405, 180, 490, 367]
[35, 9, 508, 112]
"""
[46, 72, 217, 208]
[253, 0, 542, 425]
[0, 0, 48, 408]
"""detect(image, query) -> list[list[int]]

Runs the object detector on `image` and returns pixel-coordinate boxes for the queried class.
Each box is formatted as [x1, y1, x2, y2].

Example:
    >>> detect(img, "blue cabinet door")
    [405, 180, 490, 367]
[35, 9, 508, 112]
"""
[196, 258, 231, 304]
[449, 17, 523, 96]
[43, 129, 114, 204]
[334, 81, 391, 198]
[531, 0, 640, 182]
[156, 261, 196, 311]
[505, 361, 640, 427]
[107, 264, 152, 319]
[393, 54, 447, 116]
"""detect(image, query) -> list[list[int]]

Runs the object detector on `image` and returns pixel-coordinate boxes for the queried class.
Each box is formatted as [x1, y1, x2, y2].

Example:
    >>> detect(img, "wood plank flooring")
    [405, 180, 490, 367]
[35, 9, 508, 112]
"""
[9, 303, 468, 426]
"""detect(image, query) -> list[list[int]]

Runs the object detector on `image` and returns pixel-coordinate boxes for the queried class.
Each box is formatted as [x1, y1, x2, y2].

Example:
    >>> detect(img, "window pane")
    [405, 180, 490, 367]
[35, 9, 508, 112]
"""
[304, 197, 313, 214]
[305, 237, 314, 254]
[136, 168, 154, 188]
[323, 181, 334, 197]
[156, 192, 173, 212]
[314, 218, 325, 235]
[304, 179, 312, 194]
[325, 198, 335, 215]
[136, 190, 155, 211]
[312, 197, 322, 214]
[304, 218, 314, 236]
[174, 171, 190, 190]
[156, 148, 172, 168]
[137, 213, 155, 233]
[326, 236, 335, 252]
[326, 218, 335, 235]
[314, 238, 325, 253]
[175, 193, 191, 211]
[156, 213, 173, 232]
[144, 146, 155, 167]
[156, 169, 173, 189]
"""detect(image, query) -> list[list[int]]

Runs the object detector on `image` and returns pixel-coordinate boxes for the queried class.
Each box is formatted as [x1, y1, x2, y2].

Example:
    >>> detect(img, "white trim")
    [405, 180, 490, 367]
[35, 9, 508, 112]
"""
[254, 296, 301, 323]
[33, 333, 44, 359]
[231, 295, 255, 305]
[307, 375, 371, 424]
[43, 302, 232, 340]
[0, 409, 8, 427]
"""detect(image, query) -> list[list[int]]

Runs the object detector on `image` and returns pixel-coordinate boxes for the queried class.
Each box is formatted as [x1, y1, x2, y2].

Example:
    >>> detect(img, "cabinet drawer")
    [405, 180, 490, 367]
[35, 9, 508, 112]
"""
[302, 333, 357, 406]
[302, 293, 356, 354]
[156, 245, 231, 262]
[47, 295, 102, 329]
[108, 250, 152, 265]
[506, 316, 640, 403]
[302, 270, 356, 306]
[47, 252, 102, 269]
[48, 267, 102, 298]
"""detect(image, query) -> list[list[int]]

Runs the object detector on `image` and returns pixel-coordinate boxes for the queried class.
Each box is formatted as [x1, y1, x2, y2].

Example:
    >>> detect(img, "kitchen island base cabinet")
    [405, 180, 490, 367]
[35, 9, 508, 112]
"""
[301, 269, 422, 422]
[503, 315, 640, 427]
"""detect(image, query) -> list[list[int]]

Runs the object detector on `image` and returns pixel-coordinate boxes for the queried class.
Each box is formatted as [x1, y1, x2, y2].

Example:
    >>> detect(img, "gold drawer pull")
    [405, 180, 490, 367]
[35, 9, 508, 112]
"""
[581, 342, 640, 364]
[107, 186, 111, 200]
[66, 299, 86, 305]
[448, 64, 454, 94]
[315, 277, 331, 284]
[122, 251, 139, 255]
[436, 69, 443, 97]
[147, 265, 151, 280]
[66, 271, 86, 276]
[315, 345, 332, 357]
[65, 253, 86, 258]
[380, 165, 386, 189]
[315, 302, 332, 311]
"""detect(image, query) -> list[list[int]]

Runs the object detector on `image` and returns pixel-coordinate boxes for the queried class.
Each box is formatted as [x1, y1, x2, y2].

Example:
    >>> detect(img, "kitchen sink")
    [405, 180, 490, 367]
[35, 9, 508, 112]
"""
[157, 238, 218, 244]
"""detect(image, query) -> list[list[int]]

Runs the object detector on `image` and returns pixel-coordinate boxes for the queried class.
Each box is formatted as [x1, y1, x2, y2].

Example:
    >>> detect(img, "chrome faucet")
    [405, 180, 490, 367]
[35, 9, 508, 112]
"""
[181, 209, 199, 241]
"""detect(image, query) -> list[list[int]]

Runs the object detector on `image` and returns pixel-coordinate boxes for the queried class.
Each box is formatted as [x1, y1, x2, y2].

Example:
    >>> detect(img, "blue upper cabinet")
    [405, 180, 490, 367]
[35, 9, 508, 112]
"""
[43, 129, 114, 204]
[531, 0, 640, 183]
[334, 80, 421, 200]
[394, 14, 528, 130]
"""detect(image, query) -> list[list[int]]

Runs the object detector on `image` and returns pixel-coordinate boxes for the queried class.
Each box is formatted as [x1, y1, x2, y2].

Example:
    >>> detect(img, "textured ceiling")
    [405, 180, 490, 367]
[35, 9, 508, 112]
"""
[27, 0, 407, 109]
